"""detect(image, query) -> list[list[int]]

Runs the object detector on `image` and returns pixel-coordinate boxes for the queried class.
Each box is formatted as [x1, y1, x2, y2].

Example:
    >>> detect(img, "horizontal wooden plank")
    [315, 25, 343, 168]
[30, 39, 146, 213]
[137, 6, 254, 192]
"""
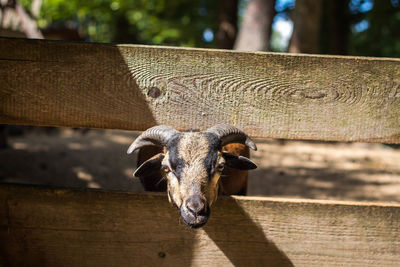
[1, 37, 400, 143]
[0, 184, 399, 266]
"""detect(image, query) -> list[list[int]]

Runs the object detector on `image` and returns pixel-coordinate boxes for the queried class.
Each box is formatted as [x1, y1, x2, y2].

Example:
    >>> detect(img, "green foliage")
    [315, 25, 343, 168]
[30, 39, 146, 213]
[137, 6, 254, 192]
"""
[348, 0, 400, 57]
[19, 0, 217, 47]
[18, 0, 400, 57]
[270, 29, 286, 52]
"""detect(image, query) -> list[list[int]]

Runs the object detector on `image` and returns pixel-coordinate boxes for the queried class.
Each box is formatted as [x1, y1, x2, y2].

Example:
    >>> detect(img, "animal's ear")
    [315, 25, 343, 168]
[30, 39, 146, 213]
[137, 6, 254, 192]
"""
[134, 153, 165, 177]
[222, 153, 257, 170]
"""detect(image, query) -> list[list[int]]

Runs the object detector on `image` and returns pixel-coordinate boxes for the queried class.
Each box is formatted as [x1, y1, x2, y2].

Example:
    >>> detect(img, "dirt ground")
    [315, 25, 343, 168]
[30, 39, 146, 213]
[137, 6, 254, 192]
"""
[1, 127, 399, 203]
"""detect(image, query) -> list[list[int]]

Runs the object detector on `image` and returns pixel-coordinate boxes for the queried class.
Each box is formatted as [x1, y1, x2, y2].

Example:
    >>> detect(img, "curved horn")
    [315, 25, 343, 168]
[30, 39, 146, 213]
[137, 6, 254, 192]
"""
[127, 125, 179, 154]
[205, 123, 257, 151]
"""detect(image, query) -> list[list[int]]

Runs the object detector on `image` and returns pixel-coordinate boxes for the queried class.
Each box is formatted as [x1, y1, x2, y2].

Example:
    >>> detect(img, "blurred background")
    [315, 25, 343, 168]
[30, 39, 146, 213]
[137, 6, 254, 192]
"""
[1, 0, 400, 202]
[1, 0, 400, 55]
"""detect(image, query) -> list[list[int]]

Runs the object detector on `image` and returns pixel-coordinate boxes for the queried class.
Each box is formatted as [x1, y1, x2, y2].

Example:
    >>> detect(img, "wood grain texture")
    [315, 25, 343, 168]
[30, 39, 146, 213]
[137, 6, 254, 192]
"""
[1, 37, 400, 143]
[1, 184, 400, 266]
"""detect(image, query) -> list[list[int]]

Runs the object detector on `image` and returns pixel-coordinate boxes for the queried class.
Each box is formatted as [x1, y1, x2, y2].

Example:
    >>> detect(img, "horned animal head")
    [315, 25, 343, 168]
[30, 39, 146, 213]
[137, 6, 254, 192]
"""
[127, 123, 257, 228]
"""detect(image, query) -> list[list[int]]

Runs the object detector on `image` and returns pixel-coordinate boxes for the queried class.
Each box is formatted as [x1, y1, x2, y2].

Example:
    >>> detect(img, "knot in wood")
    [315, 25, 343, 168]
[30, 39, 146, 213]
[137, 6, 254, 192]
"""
[148, 87, 161, 98]
[300, 90, 327, 100]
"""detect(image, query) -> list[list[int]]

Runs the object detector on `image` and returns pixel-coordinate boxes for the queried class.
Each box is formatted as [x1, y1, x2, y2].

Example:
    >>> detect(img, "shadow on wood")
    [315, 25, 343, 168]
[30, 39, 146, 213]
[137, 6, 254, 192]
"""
[0, 184, 293, 266]
[204, 196, 293, 266]
[1, 38, 400, 143]
[1, 184, 400, 266]
[0, 184, 197, 266]
[0, 37, 157, 131]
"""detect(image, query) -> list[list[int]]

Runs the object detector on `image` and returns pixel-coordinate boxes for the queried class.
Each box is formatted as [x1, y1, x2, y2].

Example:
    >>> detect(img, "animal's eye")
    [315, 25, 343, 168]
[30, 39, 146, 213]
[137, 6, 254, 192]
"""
[161, 165, 170, 173]
[217, 163, 225, 171]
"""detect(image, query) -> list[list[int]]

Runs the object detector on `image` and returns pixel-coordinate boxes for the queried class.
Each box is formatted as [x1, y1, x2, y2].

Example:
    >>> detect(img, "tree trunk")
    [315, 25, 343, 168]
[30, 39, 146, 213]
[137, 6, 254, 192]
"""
[0, 0, 43, 39]
[320, 0, 349, 55]
[14, 1, 43, 39]
[234, 0, 276, 51]
[289, 0, 322, 53]
[216, 0, 238, 49]
[31, 0, 42, 18]
[113, 14, 136, 44]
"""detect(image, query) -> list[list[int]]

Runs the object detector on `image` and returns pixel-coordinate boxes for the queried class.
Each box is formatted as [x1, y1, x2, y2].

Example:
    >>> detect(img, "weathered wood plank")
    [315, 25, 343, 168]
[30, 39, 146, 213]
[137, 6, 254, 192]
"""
[1, 37, 400, 143]
[0, 184, 399, 266]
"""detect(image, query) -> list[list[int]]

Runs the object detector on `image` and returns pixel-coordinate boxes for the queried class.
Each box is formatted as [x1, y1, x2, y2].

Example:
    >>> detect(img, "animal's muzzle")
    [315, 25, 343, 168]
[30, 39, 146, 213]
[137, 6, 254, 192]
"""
[180, 196, 210, 228]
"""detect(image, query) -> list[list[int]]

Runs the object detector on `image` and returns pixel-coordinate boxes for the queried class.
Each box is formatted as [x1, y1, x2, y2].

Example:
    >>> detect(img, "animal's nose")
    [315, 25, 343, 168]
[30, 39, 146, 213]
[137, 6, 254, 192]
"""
[186, 196, 206, 215]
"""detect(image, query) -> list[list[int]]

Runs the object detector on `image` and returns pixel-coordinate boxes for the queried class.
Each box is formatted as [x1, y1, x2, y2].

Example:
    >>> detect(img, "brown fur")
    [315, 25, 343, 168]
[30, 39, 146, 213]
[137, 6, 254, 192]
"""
[137, 143, 249, 196]
[220, 143, 249, 195]
[137, 146, 165, 191]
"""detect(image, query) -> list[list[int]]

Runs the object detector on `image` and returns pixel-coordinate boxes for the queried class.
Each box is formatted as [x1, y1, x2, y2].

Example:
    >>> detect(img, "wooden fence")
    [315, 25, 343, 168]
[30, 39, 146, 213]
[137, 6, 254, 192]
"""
[1, 37, 399, 142]
[1, 37, 400, 266]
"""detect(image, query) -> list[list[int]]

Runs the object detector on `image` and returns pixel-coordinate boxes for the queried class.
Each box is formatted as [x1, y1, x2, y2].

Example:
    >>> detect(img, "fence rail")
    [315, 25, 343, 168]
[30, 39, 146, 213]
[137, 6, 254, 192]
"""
[1, 184, 399, 266]
[1, 37, 399, 143]
[1, 38, 400, 266]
